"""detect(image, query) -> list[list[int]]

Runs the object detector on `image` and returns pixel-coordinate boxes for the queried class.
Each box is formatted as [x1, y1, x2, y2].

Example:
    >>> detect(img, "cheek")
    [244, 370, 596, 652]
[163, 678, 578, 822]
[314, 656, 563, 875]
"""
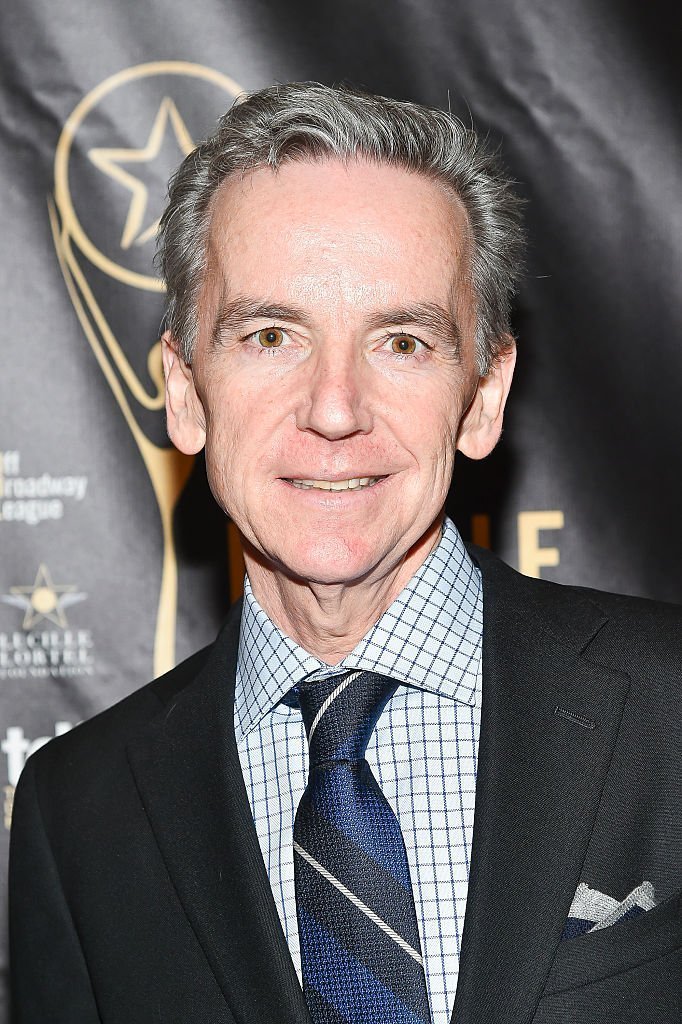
[201, 401, 248, 504]
[399, 388, 463, 470]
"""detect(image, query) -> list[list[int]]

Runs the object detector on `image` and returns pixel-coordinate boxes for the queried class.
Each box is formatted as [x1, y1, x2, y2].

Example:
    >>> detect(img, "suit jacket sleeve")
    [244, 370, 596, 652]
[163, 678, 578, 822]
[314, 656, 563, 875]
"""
[9, 755, 101, 1024]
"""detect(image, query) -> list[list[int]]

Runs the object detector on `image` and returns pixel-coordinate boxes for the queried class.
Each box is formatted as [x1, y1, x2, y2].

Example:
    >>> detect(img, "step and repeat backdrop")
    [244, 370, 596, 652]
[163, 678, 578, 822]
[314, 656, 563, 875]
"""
[1, 0, 680, 1014]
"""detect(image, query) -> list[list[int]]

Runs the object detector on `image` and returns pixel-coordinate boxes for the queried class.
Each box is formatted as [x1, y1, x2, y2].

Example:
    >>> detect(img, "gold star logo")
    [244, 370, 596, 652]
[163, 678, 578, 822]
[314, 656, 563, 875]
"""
[1, 565, 87, 629]
[88, 97, 195, 250]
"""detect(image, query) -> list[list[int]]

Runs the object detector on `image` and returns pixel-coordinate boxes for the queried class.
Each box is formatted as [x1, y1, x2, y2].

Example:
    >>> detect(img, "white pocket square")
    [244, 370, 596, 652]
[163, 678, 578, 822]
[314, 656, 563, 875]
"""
[562, 881, 657, 940]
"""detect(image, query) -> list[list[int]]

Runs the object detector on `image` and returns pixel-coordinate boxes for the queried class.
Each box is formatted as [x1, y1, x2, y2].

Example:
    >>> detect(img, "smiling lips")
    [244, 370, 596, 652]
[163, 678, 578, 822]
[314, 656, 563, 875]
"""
[287, 476, 384, 491]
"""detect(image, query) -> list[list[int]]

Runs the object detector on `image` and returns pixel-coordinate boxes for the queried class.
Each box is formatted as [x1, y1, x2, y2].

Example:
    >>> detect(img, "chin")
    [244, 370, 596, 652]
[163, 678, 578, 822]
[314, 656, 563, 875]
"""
[275, 536, 392, 587]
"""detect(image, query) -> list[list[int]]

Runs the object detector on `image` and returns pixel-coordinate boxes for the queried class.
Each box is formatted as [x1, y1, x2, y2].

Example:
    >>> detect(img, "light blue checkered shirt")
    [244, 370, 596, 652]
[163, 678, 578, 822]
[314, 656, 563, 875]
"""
[234, 517, 482, 1024]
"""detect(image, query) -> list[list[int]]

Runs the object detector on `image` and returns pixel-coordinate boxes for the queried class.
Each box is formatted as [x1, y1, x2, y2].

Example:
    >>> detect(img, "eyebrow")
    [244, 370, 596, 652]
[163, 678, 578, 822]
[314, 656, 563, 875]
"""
[211, 295, 462, 355]
[366, 303, 462, 354]
[211, 296, 312, 345]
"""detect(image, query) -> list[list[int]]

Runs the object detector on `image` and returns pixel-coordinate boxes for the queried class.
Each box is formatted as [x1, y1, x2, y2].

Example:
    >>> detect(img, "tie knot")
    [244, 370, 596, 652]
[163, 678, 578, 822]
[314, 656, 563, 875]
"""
[296, 670, 396, 767]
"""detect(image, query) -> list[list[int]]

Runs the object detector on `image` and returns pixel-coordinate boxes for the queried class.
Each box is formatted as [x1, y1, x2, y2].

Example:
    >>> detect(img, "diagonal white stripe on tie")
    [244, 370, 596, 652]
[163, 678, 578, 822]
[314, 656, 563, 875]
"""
[293, 840, 424, 966]
[307, 671, 362, 744]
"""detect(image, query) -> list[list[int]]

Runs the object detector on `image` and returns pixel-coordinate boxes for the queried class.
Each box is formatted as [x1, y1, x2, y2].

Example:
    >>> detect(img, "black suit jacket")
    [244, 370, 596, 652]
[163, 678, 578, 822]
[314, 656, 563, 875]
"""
[9, 547, 682, 1023]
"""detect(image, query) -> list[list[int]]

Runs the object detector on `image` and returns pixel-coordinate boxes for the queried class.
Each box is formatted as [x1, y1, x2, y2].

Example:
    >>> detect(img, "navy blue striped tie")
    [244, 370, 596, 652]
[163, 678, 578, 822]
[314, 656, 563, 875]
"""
[293, 670, 432, 1024]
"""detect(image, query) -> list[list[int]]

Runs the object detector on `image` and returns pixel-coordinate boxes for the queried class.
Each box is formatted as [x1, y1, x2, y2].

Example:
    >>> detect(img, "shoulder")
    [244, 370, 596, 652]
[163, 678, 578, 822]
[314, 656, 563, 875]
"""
[19, 601, 241, 798]
[468, 543, 682, 678]
[16, 645, 206, 805]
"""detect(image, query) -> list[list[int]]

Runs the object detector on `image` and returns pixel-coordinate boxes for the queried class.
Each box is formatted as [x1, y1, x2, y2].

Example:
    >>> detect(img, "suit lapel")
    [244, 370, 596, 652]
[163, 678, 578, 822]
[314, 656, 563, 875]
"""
[452, 549, 631, 1024]
[127, 607, 310, 1024]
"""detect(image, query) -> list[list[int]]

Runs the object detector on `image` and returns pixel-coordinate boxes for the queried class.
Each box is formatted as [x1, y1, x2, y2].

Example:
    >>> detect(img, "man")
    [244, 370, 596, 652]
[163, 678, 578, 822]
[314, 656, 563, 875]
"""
[9, 83, 682, 1024]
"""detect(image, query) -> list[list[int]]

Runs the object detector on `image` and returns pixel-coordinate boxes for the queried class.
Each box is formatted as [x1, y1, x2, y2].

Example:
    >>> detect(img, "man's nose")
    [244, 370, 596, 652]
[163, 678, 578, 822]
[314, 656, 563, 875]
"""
[295, 344, 373, 440]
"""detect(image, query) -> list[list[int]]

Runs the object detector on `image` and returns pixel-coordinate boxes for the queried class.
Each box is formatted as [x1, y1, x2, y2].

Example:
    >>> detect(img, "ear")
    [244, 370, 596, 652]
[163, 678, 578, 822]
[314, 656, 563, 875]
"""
[161, 331, 207, 455]
[456, 337, 516, 460]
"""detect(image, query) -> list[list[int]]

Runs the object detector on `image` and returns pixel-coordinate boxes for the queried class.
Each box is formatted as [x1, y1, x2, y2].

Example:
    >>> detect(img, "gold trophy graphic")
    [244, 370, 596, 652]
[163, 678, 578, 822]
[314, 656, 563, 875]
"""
[49, 62, 244, 676]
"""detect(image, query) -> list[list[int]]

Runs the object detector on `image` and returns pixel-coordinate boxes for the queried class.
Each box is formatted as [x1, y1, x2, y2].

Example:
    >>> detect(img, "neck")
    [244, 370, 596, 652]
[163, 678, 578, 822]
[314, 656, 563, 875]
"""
[244, 521, 442, 664]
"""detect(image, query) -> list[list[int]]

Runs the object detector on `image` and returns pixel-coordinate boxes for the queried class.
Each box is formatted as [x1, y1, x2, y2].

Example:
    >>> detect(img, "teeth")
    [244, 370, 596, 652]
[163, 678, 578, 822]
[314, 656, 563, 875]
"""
[289, 476, 380, 491]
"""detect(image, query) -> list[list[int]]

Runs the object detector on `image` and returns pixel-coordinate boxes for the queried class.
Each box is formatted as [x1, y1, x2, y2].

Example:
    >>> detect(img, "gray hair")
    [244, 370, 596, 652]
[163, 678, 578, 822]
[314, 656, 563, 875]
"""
[157, 82, 524, 373]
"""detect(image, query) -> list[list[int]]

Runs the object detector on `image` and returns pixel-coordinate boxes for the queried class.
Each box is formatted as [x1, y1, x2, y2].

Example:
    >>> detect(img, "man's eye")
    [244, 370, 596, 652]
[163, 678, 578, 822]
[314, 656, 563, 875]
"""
[256, 327, 285, 348]
[390, 334, 419, 354]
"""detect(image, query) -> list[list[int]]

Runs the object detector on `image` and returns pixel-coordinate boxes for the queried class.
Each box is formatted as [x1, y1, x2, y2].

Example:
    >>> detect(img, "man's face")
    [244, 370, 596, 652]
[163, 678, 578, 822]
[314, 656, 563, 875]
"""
[164, 158, 514, 589]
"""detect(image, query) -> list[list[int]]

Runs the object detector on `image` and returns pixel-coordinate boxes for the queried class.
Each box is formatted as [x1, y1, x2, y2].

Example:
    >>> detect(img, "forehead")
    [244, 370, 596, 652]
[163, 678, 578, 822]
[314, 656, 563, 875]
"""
[203, 158, 472, 314]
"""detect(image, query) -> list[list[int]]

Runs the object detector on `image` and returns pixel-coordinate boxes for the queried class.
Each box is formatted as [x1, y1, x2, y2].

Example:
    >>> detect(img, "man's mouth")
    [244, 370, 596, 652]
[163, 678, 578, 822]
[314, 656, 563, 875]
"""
[286, 476, 385, 492]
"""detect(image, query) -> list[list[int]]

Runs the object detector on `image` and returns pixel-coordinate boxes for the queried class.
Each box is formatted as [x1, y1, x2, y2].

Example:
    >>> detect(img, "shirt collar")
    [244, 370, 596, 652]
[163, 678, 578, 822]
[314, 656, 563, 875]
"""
[235, 517, 482, 743]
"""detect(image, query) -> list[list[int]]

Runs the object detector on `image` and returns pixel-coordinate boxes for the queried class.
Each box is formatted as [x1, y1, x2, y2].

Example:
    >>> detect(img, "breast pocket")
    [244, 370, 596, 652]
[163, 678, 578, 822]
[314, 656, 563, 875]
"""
[542, 887, 682, 996]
